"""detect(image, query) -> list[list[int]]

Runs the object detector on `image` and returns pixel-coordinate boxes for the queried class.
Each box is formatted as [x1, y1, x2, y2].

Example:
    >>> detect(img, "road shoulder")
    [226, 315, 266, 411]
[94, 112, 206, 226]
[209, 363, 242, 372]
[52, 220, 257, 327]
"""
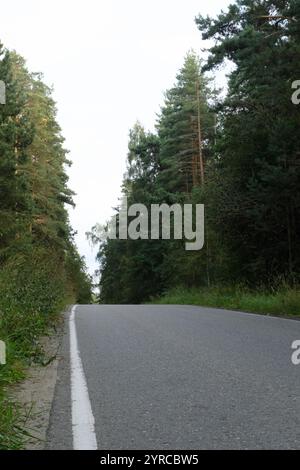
[8, 310, 68, 450]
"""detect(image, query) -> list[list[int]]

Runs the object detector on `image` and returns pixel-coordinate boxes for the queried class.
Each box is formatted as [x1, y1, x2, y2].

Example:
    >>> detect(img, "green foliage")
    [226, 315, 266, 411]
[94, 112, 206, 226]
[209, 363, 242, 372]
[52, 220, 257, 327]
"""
[196, 0, 300, 282]
[65, 243, 93, 304]
[0, 42, 92, 448]
[95, 53, 215, 304]
[0, 398, 30, 450]
[92, 3, 299, 309]
[0, 248, 64, 449]
[151, 285, 300, 317]
[158, 51, 215, 192]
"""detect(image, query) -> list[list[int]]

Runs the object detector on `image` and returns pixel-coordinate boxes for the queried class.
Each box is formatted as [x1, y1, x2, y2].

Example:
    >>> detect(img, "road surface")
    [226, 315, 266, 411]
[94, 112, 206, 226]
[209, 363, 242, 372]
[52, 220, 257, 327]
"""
[46, 305, 300, 449]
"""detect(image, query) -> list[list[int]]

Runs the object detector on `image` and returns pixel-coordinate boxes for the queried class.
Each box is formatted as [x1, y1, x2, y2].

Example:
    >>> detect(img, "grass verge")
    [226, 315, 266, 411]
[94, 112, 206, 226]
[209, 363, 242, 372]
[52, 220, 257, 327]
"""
[150, 285, 300, 317]
[0, 249, 74, 449]
[0, 307, 65, 450]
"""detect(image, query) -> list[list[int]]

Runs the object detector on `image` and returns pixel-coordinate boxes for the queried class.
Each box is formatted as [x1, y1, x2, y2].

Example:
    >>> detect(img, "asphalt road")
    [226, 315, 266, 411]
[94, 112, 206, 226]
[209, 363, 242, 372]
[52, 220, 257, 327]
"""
[46, 305, 300, 450]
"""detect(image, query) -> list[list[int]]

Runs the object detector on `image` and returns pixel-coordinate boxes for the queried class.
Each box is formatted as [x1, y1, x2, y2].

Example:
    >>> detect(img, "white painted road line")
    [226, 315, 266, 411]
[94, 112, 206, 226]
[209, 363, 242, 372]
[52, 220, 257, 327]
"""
[69, 305, 98, 450]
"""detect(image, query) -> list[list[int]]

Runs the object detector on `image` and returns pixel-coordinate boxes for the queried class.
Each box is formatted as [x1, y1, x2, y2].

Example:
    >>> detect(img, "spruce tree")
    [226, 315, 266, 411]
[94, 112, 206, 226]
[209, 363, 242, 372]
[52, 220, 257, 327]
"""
[196, 0, 300, 282]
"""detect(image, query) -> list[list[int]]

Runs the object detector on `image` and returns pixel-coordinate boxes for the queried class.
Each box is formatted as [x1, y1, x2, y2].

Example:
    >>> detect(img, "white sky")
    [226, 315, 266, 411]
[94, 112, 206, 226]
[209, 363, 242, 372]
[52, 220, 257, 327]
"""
[1, 0, 231, 276]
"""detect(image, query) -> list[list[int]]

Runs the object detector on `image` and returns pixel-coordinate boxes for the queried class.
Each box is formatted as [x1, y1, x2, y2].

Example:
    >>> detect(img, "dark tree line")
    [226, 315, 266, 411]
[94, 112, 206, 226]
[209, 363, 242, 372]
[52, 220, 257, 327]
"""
[0, 44, 92, 314]
[90, 0, 300, 304]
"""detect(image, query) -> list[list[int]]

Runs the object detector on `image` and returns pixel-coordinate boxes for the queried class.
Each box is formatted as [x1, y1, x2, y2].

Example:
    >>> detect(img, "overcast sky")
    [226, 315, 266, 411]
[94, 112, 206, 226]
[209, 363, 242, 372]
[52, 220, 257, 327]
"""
[1, 0, 231, 275]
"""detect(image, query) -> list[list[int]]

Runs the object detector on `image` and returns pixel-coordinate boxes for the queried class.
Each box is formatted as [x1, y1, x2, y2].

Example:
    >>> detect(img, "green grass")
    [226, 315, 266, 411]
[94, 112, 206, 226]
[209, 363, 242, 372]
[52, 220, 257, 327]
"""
[0, 250, 75, 449]
[150, 285, 300, 317]
[0, 396, 32, 450]
[0, 308, 62, 450]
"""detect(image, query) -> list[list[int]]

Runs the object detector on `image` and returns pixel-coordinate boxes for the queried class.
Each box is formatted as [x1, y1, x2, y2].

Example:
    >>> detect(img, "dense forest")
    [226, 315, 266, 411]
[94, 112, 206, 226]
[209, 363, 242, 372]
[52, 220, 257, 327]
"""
[0, 0, 299, 452]
[90, 0, 300, 306]
[0, 43, 91, 448]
